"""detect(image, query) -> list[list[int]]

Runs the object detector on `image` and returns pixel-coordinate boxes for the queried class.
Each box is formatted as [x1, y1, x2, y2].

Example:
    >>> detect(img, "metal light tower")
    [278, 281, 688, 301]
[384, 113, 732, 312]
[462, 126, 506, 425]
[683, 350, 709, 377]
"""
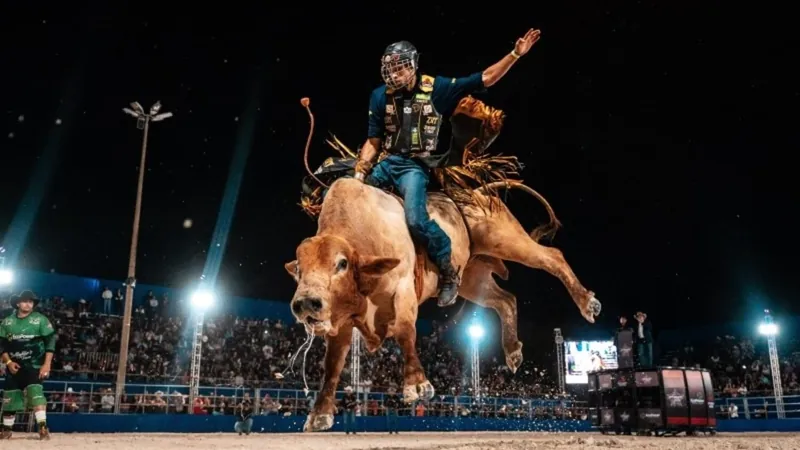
[554, 328, 566, 394]
[759, 309, 784, 418]
[188, 290, 214, 412]
[115, 101, 174, 413]
[351, 328, 361, 395]
[0, 247, 11, 288]
[468, 323, 484, 398]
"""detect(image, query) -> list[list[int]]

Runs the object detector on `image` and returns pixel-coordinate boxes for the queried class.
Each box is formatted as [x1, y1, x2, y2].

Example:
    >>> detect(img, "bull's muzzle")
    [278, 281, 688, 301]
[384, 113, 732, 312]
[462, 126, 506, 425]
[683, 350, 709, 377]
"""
[291, 296, 324, 319]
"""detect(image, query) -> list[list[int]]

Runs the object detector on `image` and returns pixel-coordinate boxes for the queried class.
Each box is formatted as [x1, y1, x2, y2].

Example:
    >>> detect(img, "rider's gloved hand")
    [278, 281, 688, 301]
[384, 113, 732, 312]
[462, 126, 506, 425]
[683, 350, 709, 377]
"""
[354, 159, 372, 183]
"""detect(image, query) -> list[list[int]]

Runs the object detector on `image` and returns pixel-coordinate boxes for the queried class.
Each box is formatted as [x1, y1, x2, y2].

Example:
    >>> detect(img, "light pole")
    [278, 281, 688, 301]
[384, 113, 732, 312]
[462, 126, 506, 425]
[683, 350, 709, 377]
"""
[114, 101, 173, 413]
[351, 328, 362, 397]
[188, 290, 214, 413]
[468, 322, 484, 399]
[554, 328, 566, 394]
[759, 309, 784, 418]
[0, 246, 11, 287]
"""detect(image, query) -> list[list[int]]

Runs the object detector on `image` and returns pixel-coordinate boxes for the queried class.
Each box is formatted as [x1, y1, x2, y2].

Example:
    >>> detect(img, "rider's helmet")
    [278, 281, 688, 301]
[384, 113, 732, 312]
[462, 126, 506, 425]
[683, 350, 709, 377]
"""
[381, 41, 419, 91]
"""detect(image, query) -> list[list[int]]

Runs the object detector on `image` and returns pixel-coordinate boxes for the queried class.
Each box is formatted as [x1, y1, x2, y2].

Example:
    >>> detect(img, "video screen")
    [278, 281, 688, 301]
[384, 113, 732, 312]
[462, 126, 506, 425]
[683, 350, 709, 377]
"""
[564, 340, 618, 384]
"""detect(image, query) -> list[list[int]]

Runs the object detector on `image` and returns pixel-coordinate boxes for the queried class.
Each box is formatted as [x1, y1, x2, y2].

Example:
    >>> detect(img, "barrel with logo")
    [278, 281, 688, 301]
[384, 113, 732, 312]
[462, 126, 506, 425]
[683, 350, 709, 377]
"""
[634, 369, 664, 430]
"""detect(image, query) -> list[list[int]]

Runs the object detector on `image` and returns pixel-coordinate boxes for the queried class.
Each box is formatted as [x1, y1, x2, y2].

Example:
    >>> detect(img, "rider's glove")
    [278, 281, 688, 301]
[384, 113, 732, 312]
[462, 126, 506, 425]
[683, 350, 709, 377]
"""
[354, 159, 373, 182]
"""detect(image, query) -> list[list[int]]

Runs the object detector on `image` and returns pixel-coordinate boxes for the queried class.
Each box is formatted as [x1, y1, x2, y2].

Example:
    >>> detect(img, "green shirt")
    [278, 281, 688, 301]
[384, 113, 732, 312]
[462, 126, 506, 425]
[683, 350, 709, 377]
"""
[0, 311, 57, 369]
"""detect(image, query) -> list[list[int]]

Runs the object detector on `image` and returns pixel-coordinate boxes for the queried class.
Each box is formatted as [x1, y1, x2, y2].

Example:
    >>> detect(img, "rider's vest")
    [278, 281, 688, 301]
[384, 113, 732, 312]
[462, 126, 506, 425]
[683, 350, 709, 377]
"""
[383, 75, 442, 155]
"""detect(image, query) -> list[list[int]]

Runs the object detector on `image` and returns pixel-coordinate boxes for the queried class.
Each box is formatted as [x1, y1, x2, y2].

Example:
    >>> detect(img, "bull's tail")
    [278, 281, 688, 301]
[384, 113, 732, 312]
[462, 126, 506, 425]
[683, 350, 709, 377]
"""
[475, 181, 562, 243]
[300, 97, 329, 188]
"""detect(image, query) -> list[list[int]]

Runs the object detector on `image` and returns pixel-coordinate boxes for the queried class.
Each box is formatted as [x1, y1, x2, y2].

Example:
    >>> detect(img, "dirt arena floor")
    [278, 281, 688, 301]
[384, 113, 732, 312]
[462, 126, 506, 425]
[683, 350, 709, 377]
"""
[5, 431, 800, 449]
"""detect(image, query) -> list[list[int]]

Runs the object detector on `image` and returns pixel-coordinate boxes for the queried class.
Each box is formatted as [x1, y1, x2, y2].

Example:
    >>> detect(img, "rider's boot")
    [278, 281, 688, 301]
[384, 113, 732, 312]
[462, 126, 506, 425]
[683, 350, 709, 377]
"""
[437, 261, 460, 307]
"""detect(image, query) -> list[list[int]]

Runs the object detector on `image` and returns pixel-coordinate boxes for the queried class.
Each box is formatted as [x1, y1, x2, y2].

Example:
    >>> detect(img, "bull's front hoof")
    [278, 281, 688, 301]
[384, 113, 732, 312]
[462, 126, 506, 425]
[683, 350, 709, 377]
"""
[303, 413, 333, 432]
[417, 380, 435, 401]
[505, 342, 524, 374]
[402, 384, 419, 403]
[581, 294, 601, 323]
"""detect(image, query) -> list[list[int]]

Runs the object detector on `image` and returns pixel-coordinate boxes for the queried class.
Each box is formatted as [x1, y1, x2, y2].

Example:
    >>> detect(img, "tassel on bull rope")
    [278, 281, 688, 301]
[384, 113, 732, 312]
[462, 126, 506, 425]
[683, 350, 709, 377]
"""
[274, 325, 315, 395]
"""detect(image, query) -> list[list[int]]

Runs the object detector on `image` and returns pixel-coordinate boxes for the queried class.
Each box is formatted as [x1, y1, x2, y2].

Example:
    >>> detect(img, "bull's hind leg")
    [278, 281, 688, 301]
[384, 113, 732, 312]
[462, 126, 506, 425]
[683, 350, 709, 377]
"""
[467, 202, 601, 323]
[460, 255, 524, 374]
[391, 282, 435, 403]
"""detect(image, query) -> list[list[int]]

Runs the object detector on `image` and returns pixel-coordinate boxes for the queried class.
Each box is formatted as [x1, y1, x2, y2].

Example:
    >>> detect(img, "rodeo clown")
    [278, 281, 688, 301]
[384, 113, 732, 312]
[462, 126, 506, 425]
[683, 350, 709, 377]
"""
[1, 290, 55, 440]
[353, 29, 541, 307]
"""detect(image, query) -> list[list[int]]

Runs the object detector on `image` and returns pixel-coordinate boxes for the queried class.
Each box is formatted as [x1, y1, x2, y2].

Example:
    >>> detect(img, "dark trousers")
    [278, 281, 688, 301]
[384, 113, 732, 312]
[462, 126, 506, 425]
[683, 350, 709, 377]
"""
[637, 342, 653, 367]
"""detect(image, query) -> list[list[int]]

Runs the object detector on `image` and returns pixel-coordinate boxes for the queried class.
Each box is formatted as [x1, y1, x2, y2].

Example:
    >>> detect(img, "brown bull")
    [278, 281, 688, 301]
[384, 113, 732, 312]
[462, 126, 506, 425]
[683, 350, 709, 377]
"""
[284, 177, 601, 432]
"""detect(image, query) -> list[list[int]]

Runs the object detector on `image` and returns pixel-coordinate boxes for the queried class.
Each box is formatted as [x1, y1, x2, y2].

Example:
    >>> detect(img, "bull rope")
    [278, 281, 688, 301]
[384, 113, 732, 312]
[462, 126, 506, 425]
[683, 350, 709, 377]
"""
[300, 97, 329, 189]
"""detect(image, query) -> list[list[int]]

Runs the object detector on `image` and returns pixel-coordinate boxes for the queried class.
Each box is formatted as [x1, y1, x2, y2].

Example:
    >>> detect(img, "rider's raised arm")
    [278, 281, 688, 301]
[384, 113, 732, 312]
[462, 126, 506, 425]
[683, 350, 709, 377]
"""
[483, 28, 541, 87]
[433, 28, 541, 113]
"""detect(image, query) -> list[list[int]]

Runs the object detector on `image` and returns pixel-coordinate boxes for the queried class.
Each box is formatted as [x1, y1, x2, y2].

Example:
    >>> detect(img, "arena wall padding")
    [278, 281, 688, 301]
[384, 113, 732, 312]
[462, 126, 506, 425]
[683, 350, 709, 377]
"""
[42, 414, 800, 433]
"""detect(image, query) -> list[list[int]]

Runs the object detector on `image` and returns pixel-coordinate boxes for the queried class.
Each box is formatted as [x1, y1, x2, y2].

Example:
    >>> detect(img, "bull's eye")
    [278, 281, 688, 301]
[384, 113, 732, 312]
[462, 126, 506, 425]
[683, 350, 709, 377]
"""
[336, 258, 348, 273]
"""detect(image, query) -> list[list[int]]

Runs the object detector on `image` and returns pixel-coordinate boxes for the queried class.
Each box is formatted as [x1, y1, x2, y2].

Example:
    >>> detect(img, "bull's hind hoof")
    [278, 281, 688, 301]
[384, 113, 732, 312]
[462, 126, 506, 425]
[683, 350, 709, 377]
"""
[402, 384, 419, 403]
[303, 413, 333, 432]
[581, 295, 602, 323]
[417, 380, 435, 401]
[505, 341, 524, 374]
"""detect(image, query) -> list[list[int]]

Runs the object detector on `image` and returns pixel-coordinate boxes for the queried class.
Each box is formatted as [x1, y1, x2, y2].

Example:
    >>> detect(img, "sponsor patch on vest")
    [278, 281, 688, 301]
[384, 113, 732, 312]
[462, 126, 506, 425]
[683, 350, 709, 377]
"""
[423, 105, 433, 114]
[420, 75, 434, 91]
[386, 104, 394, 114]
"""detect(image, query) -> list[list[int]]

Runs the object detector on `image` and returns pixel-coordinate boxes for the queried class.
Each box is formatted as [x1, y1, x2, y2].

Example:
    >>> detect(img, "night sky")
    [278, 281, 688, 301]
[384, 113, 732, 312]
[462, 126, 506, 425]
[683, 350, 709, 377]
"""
[2, 4, 798, 335]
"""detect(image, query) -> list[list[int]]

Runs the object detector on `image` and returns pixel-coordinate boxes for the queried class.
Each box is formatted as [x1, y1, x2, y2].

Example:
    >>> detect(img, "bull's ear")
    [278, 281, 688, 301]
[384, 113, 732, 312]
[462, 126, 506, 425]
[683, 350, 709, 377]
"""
[356, 256, 400, 294]
[284, 260, 299, 280]
[358, 256, 400, 277]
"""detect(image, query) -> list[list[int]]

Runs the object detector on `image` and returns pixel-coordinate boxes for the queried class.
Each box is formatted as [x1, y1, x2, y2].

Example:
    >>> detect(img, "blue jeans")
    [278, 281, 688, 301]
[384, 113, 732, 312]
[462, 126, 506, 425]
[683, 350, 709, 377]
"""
[367, 154, 452, 268]
[343, 410, 356, 433]
[637, 342, 653, 367]
[234, 417, 253, 434]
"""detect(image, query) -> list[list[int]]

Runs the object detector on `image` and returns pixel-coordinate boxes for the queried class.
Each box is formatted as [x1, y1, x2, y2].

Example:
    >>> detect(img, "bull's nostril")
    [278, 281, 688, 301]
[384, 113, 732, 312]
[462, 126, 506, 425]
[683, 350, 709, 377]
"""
[309, 298, 323, 312]
[291, 301, 303, 315]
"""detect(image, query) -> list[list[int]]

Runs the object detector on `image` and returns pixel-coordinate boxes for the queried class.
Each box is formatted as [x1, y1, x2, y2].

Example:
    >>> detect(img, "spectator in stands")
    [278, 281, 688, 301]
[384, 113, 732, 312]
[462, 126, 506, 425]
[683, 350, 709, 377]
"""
[340, 386, 358, 435]
[234, 394, 254, 435]
[634, 311, 653, 367]
[100, 388, 115, 412]
[384, 387, 401, 434]
[102, 287, 113, 315]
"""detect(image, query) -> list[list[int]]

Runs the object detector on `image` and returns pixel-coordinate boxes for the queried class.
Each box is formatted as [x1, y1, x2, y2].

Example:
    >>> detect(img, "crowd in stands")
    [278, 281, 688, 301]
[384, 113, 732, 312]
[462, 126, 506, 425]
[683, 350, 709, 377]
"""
[663, 334, 800, 398]
[3, 288, 800, 419]
[0, 289, 558, 400]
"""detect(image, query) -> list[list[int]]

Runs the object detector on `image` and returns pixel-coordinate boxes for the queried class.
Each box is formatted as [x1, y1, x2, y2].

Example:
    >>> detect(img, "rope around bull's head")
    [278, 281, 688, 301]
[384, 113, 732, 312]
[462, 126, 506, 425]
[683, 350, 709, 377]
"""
[300, 97, 329, 189]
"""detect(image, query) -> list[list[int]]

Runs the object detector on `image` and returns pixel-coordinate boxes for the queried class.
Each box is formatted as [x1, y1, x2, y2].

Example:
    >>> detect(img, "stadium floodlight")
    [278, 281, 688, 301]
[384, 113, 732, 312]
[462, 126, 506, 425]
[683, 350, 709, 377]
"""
[758, 322, 778, 336]
[149, 101, 162, 115]
[130, 101, 144, 114]
[468, 323, 485, 340]
[122, 107, 140, 118]
[152, 112, 173, 122]
[0, 269, 12, 286]
[190, 290, 215, 311]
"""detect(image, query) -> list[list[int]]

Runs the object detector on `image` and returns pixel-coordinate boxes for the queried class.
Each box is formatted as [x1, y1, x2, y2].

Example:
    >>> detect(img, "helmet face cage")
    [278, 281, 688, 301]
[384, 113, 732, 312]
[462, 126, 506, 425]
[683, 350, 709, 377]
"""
[381, 50, 418, 91]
